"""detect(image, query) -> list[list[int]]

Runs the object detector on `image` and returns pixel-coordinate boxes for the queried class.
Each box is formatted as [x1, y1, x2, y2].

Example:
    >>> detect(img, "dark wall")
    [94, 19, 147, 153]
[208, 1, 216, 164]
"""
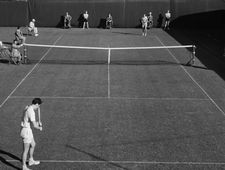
[0, 1, 28, 26]
[0, 0, 224, 27]
[27, 0, 170, 28]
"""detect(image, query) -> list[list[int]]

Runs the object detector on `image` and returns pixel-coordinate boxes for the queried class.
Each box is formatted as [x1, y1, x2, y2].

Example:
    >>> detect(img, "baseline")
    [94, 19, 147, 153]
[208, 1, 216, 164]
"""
[6, 159, 225, 165]
[10, 95, 210, 101]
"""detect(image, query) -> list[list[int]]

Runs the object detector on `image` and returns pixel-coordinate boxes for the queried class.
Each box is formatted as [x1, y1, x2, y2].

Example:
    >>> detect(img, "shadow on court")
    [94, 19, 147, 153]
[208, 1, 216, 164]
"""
[24, 59, 209, 69]
[66, 145, 130, 170]
[169, 10, 225, 80]
[0, 149, 21, 170]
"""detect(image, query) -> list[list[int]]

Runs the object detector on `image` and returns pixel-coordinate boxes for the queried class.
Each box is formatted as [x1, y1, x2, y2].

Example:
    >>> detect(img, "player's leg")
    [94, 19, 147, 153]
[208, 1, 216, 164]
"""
[83, 21, 85, 29]
[22, 143, 31, 170]
[28, 138, 40, 166]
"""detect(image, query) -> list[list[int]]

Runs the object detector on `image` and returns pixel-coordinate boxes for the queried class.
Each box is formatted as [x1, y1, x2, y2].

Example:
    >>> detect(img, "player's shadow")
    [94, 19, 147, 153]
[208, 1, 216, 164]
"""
[0, 149, 21, 170]
[66, 145, 130, 170]
[56, 15, 65, 28]
[98, 18, 106, 29]
[77, 13, 84, 28]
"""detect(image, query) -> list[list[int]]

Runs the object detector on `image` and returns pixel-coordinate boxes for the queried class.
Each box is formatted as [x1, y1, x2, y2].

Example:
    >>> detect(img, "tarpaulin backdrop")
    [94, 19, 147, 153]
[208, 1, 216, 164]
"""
[0, 0, 224, 27]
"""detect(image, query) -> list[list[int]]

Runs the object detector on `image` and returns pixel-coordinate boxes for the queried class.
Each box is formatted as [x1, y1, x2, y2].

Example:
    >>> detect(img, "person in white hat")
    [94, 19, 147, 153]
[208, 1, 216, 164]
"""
[28, 19, 39, 36]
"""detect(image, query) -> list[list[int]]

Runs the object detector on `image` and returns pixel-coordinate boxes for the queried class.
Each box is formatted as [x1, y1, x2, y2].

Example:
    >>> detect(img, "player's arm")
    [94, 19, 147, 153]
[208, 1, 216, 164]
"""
[32, 121, 42, 131]
[29, 109, 42, 131]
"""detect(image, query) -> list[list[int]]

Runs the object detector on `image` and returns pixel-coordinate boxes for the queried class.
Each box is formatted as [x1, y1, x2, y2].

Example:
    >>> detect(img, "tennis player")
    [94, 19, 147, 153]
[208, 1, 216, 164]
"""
[83, 11, 89, 29]
[28, 19, 38, 36]
[20, 98, 43, 170]
[164, 10, 171, 30]
[141, 14, 148, 36]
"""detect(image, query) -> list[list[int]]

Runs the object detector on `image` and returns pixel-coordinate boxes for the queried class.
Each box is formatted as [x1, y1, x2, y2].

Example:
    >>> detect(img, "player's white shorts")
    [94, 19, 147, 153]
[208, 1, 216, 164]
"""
[20, 127, 34, 144]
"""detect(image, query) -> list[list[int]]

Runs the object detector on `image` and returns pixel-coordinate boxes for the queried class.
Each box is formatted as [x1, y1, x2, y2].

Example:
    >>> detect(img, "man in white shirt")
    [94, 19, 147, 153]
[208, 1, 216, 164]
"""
[164, 10, 171, 30]
[83, 11, 89, 29]
[141, 14, 148, 36]
[28, 19, 38, 36]
[20, 98, 43, 170]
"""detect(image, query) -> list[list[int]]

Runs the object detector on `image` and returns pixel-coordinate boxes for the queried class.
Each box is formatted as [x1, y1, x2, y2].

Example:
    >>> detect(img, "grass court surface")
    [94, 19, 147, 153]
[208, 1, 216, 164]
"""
[0, 27, 225, 170]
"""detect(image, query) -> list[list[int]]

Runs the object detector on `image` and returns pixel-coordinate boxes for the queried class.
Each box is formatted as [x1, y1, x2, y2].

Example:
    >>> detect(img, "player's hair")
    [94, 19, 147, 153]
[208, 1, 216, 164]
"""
[32, 98, 43, 105]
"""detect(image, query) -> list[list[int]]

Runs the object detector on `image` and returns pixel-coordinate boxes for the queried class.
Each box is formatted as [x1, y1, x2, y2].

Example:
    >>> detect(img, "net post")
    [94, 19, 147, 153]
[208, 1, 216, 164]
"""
[186, 45, 196, 66]
[108, 48, 111, 64]
[192, 45, 196, 65]
[23, 45, 27, 64]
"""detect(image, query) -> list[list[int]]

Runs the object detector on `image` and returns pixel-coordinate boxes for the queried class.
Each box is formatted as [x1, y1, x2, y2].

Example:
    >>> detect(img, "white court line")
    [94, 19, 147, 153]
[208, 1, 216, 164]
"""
[10, 95, 210, 101]
[155, 35, 225, 116]
[0, 36, 63, 108]
[6, 159, 225, 165]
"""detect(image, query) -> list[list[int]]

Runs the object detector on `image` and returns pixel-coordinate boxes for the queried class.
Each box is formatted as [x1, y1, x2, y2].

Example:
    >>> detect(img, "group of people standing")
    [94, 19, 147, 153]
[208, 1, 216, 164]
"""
[64, 11, 90, 29]
[64, 11, 113, 29]
[141, 10, 171, 36]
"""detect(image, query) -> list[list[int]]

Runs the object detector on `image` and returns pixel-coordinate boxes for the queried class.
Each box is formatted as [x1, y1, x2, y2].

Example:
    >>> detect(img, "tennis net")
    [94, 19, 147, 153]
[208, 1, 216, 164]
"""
[23, 43, 196, 66]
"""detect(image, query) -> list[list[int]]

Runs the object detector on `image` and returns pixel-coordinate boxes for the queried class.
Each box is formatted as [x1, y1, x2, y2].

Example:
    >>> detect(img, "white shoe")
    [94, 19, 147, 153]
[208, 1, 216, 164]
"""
[35, 34, 38, 37]
[22, 165, 32, 170]
[28, 159, 40, 166]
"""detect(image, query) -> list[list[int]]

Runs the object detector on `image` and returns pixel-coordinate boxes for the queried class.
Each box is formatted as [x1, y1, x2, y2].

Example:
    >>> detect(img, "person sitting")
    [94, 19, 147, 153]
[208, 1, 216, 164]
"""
[64, 12, 72, 29]
[15, 26, 26, 44]
[28, 19, 39, 36]
[147, 12, 153, 29]
[106, 13, 113, 29]
[0, 41, 11, 61]
[83, 11, 89, 29]
[11, 39, 23, 64]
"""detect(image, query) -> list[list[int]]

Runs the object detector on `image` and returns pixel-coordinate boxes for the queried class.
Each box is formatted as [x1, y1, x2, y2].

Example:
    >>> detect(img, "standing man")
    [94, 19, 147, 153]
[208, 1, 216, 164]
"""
[164, 10, 171, 30]
[20, 98, 43, 170]
[141, 14, 148, 36]
[148, 12, 153, 29]
[64, 12, 72, 29]
[83, 10, 89, 29]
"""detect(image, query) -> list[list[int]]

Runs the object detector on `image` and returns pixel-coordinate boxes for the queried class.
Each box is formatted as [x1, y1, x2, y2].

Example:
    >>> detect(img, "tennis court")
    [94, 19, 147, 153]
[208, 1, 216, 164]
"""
[1, 27, 225, 170]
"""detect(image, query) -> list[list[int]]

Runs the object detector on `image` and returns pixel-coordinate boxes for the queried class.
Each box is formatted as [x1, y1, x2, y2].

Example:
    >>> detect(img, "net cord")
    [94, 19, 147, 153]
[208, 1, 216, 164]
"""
[23, 43, 196, 65]
[24, 43, 194, 50]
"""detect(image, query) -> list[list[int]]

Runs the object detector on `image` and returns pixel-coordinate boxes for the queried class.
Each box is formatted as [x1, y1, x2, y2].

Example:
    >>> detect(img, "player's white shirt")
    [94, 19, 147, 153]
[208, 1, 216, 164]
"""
[165, 12, 171, 19]
[21, 105, 36, 129]
[142, 16, 148, 26]
[29, 21, 35, 29]
[83, 13, 89, 19]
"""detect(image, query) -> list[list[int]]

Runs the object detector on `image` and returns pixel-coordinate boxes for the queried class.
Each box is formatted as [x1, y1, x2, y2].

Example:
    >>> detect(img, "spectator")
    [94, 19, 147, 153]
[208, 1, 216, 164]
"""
[164, 10, 171, 30]
[11, 39, 23, 64]
[106, 13, 113, 29]
[64, 12, 72, 28]
[148, 12, 153, 29]
[141, 14, 148, 36]
[15, 26, 26, 44]
[83, 11, 89, 29]
[28, 19, 39, 36]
